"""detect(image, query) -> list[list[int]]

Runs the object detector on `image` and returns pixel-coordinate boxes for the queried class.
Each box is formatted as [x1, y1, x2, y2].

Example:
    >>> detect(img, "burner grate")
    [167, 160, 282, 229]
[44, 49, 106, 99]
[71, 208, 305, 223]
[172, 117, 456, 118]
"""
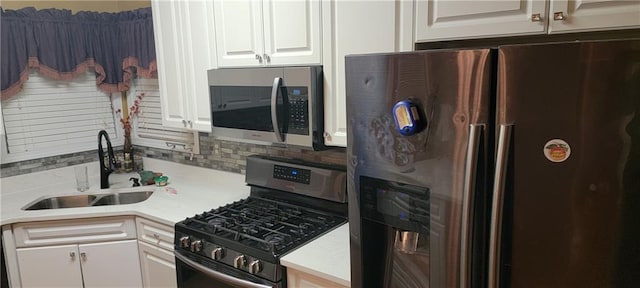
[181, 197, 343, 255]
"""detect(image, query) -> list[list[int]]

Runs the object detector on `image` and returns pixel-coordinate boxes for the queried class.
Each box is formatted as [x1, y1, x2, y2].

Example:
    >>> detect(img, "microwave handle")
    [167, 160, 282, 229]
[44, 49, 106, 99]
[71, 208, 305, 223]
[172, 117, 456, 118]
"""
[270, 77, 285, 143]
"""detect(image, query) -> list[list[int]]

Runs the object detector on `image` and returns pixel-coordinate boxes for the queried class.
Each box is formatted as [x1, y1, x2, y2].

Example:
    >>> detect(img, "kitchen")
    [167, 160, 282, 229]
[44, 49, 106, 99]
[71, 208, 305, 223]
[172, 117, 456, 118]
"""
[1, 0, 640, 287]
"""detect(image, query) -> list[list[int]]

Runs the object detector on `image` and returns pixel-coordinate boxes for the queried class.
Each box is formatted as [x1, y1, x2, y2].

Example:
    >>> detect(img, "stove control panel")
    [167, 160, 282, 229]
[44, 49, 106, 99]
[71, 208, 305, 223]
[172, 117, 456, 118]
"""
[273, 164, 311, 184]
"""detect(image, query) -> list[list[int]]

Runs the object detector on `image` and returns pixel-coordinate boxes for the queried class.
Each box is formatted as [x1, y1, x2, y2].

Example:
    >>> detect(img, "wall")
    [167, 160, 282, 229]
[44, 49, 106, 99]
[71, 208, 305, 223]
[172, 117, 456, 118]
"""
[1, 0, 150, 13]
[0, 133, 346, 178]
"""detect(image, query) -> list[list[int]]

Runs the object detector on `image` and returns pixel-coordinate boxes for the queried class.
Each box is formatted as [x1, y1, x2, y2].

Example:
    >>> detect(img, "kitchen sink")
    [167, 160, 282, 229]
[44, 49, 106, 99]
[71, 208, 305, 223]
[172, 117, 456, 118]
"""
[22, 195, 99, 210]
[22, 191, 154, 210]
[91, 191, 154, 206]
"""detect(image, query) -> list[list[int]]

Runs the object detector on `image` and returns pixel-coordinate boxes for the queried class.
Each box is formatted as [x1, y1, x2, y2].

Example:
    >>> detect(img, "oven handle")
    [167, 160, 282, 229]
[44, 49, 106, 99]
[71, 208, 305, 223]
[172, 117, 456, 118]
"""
[270, 77, 285, 143]
[174, 251, 273, 288]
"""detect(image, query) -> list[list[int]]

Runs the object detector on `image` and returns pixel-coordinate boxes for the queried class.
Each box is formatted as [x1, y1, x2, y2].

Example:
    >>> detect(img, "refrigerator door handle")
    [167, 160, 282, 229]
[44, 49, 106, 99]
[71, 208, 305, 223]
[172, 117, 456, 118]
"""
[488, 124, 513, 288]
[460, 123, 484, 288]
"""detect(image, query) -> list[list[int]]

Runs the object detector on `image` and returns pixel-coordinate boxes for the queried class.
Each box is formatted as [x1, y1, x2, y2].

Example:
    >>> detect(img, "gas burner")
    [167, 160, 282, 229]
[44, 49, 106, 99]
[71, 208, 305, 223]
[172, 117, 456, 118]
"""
[257, 233, 288, 251]
[208, 217, 227, 227]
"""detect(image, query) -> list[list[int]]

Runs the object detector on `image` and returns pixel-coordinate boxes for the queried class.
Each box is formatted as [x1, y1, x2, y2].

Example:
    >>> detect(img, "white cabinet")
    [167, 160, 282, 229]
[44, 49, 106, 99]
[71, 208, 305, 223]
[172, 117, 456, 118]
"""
[16, 244, 84, 287]
[12, 217, 142, 288]
[415, 0, 640, 42]
[548, 0, 640, 33]
[136, 217, 176, 288]
[152, 0, 217, 131]
[415, 0, 548, 41]
[287, 268, 349, 288]
[321, 1, 414, 147]
[214, 0, 321, 67]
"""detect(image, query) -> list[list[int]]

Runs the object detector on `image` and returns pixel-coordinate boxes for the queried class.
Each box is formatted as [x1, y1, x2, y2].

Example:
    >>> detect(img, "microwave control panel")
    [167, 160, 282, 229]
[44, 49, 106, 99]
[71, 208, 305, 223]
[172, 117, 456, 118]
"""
[286, 87, 309, 135]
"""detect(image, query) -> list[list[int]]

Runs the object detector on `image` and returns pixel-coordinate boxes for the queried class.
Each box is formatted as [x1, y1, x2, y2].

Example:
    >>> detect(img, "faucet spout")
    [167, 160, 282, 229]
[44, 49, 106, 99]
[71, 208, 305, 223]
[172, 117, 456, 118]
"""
[98, 130, 116, 189]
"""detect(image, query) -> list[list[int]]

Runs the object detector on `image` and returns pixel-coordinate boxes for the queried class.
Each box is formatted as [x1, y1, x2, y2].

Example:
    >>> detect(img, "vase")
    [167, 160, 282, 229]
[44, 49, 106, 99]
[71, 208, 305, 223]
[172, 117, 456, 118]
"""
[123, 127, 134, 172]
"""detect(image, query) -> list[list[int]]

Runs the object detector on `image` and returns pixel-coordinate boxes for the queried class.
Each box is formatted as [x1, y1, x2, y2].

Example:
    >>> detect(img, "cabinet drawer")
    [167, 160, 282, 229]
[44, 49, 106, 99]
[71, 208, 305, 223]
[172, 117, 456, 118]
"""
[136, 217, 174, 250]
[13, 216, 136, 248]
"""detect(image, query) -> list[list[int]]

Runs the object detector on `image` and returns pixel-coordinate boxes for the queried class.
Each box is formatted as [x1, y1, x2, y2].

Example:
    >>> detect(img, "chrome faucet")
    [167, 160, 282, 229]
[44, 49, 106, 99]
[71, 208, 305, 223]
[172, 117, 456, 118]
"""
[98, 130, 116, 189]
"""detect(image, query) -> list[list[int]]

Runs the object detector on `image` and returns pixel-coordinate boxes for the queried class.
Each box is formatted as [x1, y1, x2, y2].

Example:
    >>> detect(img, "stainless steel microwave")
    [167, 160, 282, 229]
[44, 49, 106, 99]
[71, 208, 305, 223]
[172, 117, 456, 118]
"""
[208, 66, 325, 150]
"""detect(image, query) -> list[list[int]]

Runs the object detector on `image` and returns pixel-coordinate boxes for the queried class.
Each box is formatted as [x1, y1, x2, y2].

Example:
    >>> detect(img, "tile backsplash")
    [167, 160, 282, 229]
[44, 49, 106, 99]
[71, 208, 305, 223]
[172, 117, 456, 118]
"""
[1, 133, 346, 178]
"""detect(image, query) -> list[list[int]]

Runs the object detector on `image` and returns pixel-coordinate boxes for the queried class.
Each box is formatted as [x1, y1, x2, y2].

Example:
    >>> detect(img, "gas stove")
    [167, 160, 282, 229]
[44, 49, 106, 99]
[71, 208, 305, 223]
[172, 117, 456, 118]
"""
[174, 155, 347, 288]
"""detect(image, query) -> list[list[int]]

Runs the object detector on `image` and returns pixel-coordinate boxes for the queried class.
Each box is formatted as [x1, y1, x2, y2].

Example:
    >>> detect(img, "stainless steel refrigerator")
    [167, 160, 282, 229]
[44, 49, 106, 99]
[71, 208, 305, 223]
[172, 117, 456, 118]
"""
[346, 39, 640, 288]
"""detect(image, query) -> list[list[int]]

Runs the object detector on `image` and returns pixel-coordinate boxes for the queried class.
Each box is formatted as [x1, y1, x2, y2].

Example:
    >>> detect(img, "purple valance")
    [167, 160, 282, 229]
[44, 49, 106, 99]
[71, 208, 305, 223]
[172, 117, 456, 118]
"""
[1, 7, 157, 100]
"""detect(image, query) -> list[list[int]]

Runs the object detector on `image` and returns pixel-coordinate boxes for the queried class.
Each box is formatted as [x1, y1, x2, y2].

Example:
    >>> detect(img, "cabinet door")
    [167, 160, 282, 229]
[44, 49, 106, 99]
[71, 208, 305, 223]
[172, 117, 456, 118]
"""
[180, 0, 217, 131]
[16, 245, 83, 287]
[138, 241, 177, 288]
[287, 268, 349, 288]
[79, 240, 143, 287]
[548, 0, 640, 33]
[214, 0, 265, 67]
[322, 1, 412, 147]
[152, 0, 190, 129]
[415, 0, 548, 42]
[263, 0, 321, 65]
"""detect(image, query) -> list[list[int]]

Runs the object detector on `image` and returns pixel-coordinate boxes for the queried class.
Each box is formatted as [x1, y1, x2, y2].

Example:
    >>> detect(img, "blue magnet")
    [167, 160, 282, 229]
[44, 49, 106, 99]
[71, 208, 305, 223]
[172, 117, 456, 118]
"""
[392, 100, 424, 136]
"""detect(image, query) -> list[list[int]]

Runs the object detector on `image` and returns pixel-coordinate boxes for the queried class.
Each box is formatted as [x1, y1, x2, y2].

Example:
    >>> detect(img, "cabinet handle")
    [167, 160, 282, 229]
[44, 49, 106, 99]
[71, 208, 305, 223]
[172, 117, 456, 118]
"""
[255, 54, 263, 63]
[153, 233, 160, 239]
[263, 54, 271, 63]
[70, 252, 76, 260]
[553, 12, 566, 21]
[531, 13, 542, 22]
[187, 120, 193, 128]
[182, 119, 187, 127]
[80, 252, 87, 261]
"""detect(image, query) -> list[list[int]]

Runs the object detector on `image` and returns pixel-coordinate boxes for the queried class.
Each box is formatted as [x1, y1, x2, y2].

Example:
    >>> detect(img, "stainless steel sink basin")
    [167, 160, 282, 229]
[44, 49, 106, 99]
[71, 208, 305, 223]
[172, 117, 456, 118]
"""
[91, 191, 154, 206]
[23, 195, 99, 210]
[22, 191, 154, 210]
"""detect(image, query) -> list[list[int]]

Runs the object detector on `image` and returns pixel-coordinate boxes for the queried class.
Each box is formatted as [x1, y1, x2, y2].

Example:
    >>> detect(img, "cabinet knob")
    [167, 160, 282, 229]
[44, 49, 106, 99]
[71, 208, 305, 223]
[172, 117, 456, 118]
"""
[69, 252, 76, 260]
[255, 54, 263, 63]
[182, 119, 187, 127]
[153, 233, 160, 239]
[553, 12, 566, 21]
[80, 252, 87, 261]
[263, 54, 271, 63]
[531, 13, 542, 22]
[187, 120, 193, 128]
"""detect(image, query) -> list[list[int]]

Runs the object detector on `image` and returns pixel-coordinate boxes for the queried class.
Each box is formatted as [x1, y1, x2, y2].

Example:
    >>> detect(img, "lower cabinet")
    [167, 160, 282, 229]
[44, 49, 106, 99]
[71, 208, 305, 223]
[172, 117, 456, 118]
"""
[12, 216, 142, 287]
[136, 217, 176, 288]
[138, 241, 176, 288]
[286, 268, 349, 288]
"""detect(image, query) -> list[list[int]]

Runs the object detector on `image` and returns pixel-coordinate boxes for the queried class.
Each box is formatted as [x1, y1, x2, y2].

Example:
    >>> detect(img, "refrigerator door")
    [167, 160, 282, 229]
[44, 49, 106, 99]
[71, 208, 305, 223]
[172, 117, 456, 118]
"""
[346, 49, 493, 288]
[491, 39, 640, 288]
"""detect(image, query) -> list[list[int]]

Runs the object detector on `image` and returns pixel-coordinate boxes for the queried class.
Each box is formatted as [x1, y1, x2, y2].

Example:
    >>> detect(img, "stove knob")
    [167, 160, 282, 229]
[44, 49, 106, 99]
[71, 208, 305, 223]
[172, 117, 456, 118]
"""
[212, 247, 225, 260]
[234, 255, 246, 269]
[249, 260, 262, 275]
[179, 236, 190, 249]
[190, 240, 202, 252]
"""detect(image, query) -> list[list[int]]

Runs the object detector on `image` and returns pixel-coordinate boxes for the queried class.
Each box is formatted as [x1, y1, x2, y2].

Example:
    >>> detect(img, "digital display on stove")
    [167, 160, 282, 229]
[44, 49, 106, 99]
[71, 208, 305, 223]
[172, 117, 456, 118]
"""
[273, 165, 311, 184]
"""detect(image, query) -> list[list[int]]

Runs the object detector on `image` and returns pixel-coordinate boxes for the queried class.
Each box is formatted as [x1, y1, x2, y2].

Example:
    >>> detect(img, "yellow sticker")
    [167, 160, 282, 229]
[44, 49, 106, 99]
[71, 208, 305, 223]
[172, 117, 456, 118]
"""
[543, 139, 571, 163]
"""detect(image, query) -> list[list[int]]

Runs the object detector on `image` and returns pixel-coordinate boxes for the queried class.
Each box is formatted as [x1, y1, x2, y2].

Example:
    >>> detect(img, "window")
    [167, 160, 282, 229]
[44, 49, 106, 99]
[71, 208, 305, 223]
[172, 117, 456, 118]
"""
[1, 71, 122, 164]
[128, 78, 198, 155]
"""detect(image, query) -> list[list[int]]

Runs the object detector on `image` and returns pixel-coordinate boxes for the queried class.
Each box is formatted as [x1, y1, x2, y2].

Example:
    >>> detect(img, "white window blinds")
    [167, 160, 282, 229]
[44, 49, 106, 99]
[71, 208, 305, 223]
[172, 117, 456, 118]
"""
[129, 78, 196, 153]
[1, 71, 119, 163]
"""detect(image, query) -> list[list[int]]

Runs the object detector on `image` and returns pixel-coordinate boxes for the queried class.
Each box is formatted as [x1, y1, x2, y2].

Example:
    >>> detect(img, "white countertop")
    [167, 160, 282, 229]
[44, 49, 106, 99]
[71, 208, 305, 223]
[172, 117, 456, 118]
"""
[0, 157, 350, 286]
[280, 223, 351, 287]
[1, 158, 249, 227]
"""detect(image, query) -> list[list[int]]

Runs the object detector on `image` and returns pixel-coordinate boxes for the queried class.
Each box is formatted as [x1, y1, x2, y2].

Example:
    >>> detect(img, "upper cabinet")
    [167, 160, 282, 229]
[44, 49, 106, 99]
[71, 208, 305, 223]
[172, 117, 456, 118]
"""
[152, 0, 216, 131]
[214, 0, 321, 67]
[415, 0, 640, 42]
[548, 0, 640, 33]
[321, 1, 414, 147]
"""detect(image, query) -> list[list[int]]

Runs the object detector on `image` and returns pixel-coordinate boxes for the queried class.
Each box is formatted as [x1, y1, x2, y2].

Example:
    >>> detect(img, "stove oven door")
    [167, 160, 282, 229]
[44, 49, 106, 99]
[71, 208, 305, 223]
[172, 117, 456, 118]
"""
[175, 251, 280, 288]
